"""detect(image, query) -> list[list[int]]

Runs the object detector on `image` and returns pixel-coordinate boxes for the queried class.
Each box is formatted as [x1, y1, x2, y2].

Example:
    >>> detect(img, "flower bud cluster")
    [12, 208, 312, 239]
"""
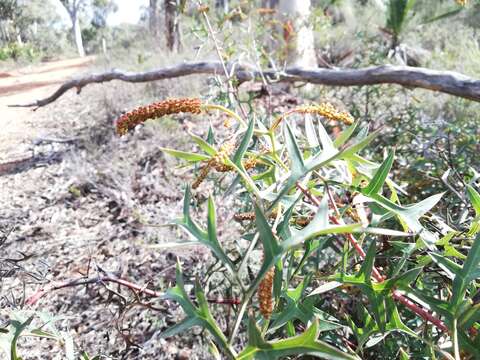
[116, 98, 202, 135]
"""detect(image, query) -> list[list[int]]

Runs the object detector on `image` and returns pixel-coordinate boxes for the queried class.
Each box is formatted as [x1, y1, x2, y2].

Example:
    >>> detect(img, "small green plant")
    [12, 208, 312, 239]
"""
[0, 310, 74, 359]
[385, 0, 416, 48]
[115, 98, 480, 359]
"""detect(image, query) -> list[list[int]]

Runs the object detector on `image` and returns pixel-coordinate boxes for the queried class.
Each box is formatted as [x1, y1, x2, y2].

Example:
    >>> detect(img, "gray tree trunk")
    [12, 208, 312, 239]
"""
[164, 0, 181, 52]
[15, 26, 22, 45]
[149, 0, 159, 38]
[278, 0, 316, 68]
[216, 0, 229, 13]
[60, 0, 85, 58]
[72, 13, 85, 57]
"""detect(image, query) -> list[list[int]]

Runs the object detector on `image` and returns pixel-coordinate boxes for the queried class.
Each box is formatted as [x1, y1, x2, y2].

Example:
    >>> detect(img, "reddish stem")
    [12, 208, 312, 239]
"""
[392, 291, 448, 332]
[296, 182, 448, 333]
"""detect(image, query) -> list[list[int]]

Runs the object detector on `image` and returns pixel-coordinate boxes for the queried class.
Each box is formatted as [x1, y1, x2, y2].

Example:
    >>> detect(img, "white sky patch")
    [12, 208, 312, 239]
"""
[52, 0, 148, 26]
[109, 0, 148, 26]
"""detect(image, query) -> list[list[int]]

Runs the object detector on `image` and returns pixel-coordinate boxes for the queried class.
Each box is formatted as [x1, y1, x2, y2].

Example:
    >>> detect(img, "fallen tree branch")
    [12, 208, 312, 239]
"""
[9, 61, 480, 108]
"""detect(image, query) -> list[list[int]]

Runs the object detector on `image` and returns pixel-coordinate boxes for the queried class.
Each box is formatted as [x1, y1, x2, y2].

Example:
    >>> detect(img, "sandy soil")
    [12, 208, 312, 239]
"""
[0, 57, 94, 160]
[0, 60, 239, 358]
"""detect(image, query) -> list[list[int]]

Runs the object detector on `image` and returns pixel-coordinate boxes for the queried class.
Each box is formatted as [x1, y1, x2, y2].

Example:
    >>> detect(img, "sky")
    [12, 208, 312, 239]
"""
[54, 0, 149, 26]
[109, 0, 149, 26]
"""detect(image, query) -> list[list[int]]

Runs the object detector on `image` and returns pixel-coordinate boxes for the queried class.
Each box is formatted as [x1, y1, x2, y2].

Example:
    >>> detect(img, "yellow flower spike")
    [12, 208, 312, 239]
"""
[270, 102, 354, 131]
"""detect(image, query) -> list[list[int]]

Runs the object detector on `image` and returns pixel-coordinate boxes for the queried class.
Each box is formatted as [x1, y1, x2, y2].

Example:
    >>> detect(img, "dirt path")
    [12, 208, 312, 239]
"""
[0, 57, 94, 160]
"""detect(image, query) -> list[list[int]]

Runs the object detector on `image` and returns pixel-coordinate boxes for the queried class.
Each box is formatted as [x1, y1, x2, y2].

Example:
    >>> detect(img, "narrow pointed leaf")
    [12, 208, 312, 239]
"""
[333, 121, 359, 147]
[363, 149, 395, 196]
[233, 118, 255, 166]
[338, 128, 381, 160]
[451, 234, 480, 311]
[269, 129, 379, 208]
[467, 185, 480, 217]
[206, 125, 215, 144]
[360, 241, 377, 282]
[206, 197, 236, 270]
[305, 114, 319, 148]
[254, 203, 282, 262]
[284, 123, 305, 175]
[175, 187, 207, 242]
[317, 120, 336, 156]
[190, 133, 217, 156]
[402, 192, 445, 219]
[160, 317, 202, 339]
[163, 262, 197, 316]
[429, 252, 462, 279]
[160, 147, 210, 162]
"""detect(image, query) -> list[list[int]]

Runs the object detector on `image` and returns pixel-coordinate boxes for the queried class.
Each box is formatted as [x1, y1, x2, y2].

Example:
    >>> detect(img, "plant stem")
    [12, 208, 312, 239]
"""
[198, 3, 248, 121]
[228, 291, 252, 345]
[452, 318, 460, 360]
[204, 104, 247, 128]
[229, 259, 278, 344]
[238, 233, 259, 278]
[268, 130, 289, 171]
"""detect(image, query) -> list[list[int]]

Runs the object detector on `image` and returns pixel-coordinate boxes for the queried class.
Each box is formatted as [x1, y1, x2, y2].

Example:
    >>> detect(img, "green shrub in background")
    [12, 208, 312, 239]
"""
[0, 42, 39, 62]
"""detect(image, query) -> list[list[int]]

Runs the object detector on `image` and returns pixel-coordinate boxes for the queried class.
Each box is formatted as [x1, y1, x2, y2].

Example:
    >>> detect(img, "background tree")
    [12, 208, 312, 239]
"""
[215, 0, 229, 13]
[164, 0, 181, 52]
[278, 0, 317, 67]
[90, 0, 117, 28]
[149, 0, 159, 39]
[59, 0, 86, 57]
[0, 0, 24, 45]
[81, 0, 117, 53]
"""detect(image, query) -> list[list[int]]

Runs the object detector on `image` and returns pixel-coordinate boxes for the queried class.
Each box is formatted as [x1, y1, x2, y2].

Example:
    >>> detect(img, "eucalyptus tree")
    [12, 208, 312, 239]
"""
[59, 0, 86, 57]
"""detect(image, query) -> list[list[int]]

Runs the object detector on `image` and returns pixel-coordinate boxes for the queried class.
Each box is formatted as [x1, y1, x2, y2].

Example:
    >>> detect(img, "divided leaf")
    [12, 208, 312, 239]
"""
[237, 318, 359, 360]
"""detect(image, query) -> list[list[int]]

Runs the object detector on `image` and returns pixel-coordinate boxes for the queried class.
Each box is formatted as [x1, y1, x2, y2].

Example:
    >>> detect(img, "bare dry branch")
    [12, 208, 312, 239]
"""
[25, 274, 241, 306]
[0, 151, 66, 176]
[9, 61, 480, 108]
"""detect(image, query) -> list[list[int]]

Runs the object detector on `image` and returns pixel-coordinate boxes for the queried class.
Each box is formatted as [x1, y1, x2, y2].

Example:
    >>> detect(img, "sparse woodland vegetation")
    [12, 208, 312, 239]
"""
[1, 0, 480, 359]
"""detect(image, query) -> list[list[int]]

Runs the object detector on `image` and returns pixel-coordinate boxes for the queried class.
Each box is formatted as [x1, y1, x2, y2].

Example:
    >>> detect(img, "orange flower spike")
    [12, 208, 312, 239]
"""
[258, 266, 275, 319]
[116, 98, 203, 135]
[243, 157, 258, 170]
[192, 162, 213, 189]
[192, 140, 235, 189]
[233, 212, 256, 222]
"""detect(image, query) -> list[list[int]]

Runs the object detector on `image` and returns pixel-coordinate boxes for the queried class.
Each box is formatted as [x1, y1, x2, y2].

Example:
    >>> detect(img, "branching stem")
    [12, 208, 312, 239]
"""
[296, 182, 449, 333]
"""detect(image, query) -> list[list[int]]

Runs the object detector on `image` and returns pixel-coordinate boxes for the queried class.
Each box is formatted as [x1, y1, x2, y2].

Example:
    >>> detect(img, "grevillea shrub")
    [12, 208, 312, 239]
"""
[117, 98, 480, 359]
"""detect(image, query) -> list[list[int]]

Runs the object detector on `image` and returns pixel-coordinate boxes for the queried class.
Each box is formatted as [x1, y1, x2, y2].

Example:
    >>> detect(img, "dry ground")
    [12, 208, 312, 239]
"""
[0, 58, 244, 359]
[0, 57, 96, 160]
